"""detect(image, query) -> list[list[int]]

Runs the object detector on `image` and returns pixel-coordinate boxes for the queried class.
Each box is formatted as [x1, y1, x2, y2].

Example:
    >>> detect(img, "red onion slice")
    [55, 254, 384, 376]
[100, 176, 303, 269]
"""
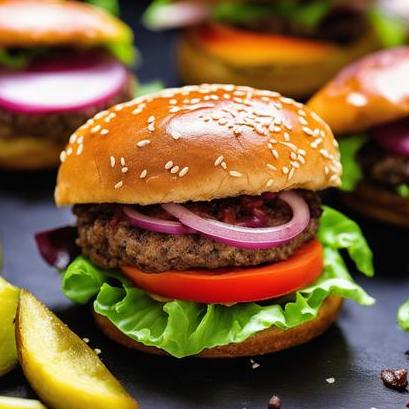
[371, 121, 409, 157]
[162, 192, 310, 249]
[0, 52, 127, 114]
[123, 206, 195, 235]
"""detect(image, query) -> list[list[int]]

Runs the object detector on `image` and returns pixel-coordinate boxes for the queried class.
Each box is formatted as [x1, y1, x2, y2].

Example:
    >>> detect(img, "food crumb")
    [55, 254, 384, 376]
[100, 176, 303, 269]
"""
[82, 337, 90, 343]
[268, 395, 281, 409]
[326, 377, 335, 384]
[381, 368, 408, 391]
[94, 348, 102, 355]
[252, 362, 260, 369]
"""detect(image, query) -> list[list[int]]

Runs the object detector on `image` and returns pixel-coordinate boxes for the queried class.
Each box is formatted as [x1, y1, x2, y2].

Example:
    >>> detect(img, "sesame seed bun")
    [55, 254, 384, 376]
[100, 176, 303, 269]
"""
[178, 25, 380, 99]
[341, 182, 409, 228]
[55, 84, 342, 206]
[93, 296, 343, 358]
[308, 47, 409, 134]
[0, 136, 61, 170]
[0, 0, 132, 48]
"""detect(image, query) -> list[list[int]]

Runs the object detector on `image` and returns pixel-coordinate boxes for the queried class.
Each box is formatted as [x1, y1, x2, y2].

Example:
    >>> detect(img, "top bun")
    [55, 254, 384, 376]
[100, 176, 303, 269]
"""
[55, 84, 341, 206]
[308, 47, 409, 134]
[0, 0, 131, 48]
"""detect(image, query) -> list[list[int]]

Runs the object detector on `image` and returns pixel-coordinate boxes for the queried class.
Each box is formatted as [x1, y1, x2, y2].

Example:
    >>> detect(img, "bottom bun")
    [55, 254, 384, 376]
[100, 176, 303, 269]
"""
[94, 295, 343, 358]
[341, 182, 409, 228]
[0, 136, 62, 170]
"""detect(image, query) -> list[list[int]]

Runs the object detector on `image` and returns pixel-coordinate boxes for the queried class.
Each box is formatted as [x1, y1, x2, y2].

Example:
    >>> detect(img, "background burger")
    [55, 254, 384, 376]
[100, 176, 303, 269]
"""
[0, 0, 136, 170]
[36, 84, 374, 358]
[308, 47, 409, 227]
[142, 0, 402, 99]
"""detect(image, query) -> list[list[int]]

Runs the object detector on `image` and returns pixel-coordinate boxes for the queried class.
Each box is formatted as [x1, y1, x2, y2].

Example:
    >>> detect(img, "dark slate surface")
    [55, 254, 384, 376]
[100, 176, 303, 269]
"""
[1, 2, 409, 408]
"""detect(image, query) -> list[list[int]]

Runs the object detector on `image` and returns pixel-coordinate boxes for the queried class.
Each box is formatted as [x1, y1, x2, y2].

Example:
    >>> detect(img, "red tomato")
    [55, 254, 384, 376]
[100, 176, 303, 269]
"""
[121, 240, 323, 304]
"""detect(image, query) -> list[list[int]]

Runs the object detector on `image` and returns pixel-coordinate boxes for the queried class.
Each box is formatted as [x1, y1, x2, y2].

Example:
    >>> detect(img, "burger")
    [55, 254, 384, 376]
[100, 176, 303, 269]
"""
[0, 0, 136, 170]
[308, 47, 409, 227]
[143, 0, 401, 99]
[36, 84, 374, 358]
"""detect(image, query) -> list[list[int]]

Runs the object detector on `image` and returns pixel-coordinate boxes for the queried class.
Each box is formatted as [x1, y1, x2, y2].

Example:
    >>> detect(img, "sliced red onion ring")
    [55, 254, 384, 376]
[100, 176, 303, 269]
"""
[145, 1, 211, 30]
[162, 192, 310, 249]
[371, 121, 409, 157]
[123, 206, 195, 235]
[0, 52, 128, 114]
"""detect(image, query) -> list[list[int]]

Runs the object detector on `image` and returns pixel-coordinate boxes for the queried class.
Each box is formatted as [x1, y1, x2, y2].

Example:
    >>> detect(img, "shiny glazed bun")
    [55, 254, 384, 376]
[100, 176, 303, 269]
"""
[94, 296, 343, 358]
[308, 47, 409, 134]
[55, 84, 341, 206]
[0, 0, 132, 48]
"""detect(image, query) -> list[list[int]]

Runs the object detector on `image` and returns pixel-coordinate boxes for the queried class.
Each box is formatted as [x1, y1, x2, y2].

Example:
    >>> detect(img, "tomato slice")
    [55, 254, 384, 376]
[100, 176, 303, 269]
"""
[121, 240, 323, 304]
[191, 23, 338, 66]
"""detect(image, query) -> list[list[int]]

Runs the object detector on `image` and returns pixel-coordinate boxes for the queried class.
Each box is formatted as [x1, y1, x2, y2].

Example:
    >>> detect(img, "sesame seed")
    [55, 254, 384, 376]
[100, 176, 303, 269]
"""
[165, 161, 173, 170]
[284, 123, 293, 131]
[298, 155, 305, 164]
[94, 348, 102, 355]
[280, 141, 297, 151]
[221, 161, 227, 169]
[291, 161, 300, 169]
[255, 125, 266, 135]
[218, 118, 228, 126]
[100, 129, 109, 135]
[330, 175, 340, 184]
[110, 156, 115, 168]
[179, 167, 189, 177]
[282, 166, 289, 175]
[147, 123, 155, 132]
[266, 179, 274, 187]
[191, 98, 200, 104]
[69, 133, 77, 144]
[66, 147, 73, 156]
[229, 170, 242, 177]
[170, 165, 180, 174]
[148, 115, 155, 123]
[137, 139, 151, 148]
[210, 95, 219, 101]
[299, 116, 308, 126]
[290, 152, 297, 160]
[91, 125, 101, 133]
[324, 166, 330, 175]
[171, 131, 181, 140]
[114, 181, 123, 189]
[320, 149, 330, 158]
[121, 167, 128, 174]
[76, 144, 83, 155]
[212, 112, 222, 120]
[169, 107, 180, 113]
[302, 127, 314, 136]
[313, 128, 321, 137]
[95, 110, 108, 120]
[132, 107, 143, 115]
[270, 138, 277, 144]
[298, 149, 306, 156]
[288, 168, 295, 180]
[233, 127, 242, 136]
[82, 337, 90, 343]
[77, 135, 84, 144]
[140, 169, 147, 179]
[60, 151, 67, 162]
[266, 164, 276, 171]
[272, 149, 279, 159]
[214, 155, 224, 167]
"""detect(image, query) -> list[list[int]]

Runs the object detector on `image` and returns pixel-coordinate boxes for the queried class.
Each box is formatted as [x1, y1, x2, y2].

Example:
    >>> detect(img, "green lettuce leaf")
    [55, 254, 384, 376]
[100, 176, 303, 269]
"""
[396, 184, 409, 198]
[398, 298, 409, 331]
[369, 8, 407, 48]
[338, 134, 367, 191]
[62, 206, 374, 358]
[136, 80, 164, 97]
[85, 0, 120, 16]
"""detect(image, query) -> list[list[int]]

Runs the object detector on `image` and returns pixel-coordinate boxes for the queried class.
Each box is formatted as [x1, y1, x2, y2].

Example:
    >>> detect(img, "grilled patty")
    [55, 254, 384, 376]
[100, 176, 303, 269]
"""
[74, 191, 322, 273]
[0, 74, 134, 143]
[358, 142, 409, 188]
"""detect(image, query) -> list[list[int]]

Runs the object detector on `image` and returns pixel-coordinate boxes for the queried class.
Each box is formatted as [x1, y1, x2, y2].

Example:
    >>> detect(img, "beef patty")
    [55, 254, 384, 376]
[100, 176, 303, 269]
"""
[358, 142, 409, 188]
[0, 74, 135, 143]
[74, 191, 322, 273]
